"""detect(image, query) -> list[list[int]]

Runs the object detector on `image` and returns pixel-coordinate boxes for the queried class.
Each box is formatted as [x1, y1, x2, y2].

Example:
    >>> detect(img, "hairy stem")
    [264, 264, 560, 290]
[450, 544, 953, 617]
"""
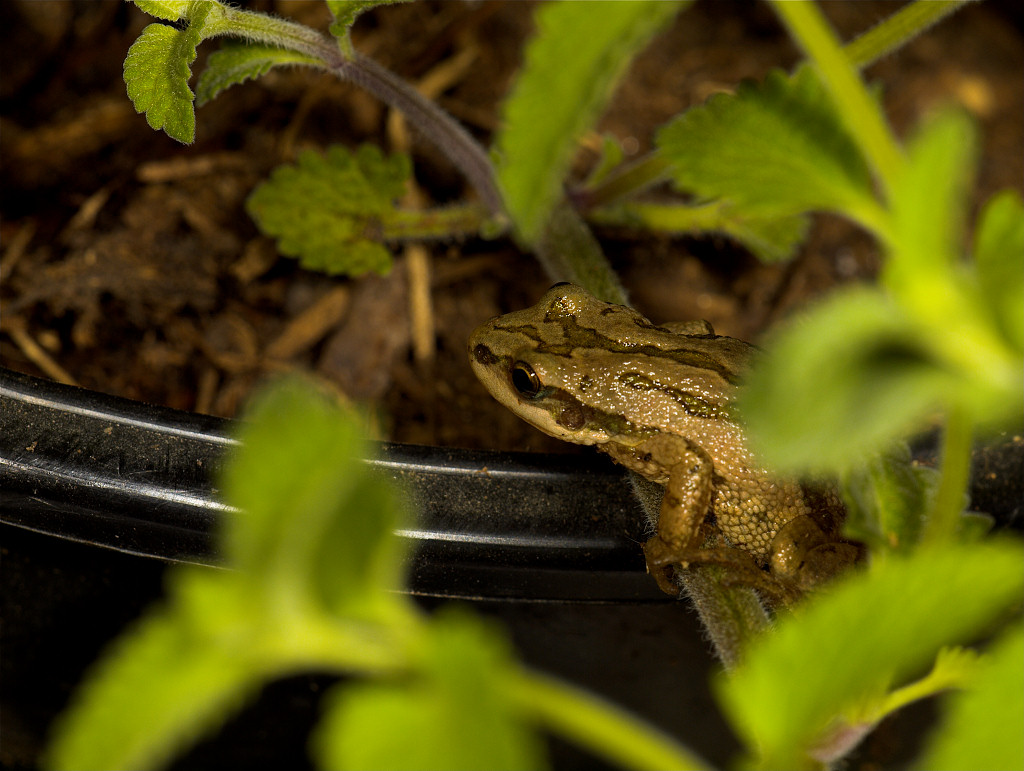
[844, 0, 972, 69]
[207, 6, 504, 215]
[573, 155, 672, 212]
[629, 476, 769, 670]
[205, 5, 333, 58]
[338, 54, 504, 215]
[384, 204, 492, 240]
[536, 202, 628, 305]
[677, 569, 769, 671]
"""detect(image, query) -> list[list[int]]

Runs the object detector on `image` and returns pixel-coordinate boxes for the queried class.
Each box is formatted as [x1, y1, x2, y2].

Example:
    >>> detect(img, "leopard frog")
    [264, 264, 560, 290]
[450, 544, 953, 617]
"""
[468, 283, 858, 603]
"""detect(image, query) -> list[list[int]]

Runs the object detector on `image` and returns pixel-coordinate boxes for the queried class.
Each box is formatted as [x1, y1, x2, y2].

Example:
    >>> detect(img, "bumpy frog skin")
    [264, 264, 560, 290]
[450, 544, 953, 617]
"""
[469, 283, 859, 603]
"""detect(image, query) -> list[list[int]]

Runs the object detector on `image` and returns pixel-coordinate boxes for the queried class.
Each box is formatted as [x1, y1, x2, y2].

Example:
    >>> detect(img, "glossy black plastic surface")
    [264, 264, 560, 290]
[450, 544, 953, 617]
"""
[0, 367, 663, 601]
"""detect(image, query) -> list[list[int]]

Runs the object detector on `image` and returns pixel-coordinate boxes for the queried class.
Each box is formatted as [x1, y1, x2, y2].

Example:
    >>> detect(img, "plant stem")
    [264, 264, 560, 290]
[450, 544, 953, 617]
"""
[628, 476, 769, 670]
[206, 5, 333, 59]
[771, 1, 905, 203]
[339, 53, 505, 215]
[506, 668, 712, 771]
[844, 0, 972, 70]
[207, 5, 505, 216]
[678, 569, 769, 671]
[574, 155, 672, 212]
[537, 202, 628, 305]
[923, 406, 974, 544]
[385, 204, 493, 240]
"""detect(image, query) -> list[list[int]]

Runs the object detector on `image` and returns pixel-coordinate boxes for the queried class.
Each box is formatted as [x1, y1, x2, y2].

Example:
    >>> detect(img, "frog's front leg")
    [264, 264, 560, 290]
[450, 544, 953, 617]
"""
[641, 443, 715, 595]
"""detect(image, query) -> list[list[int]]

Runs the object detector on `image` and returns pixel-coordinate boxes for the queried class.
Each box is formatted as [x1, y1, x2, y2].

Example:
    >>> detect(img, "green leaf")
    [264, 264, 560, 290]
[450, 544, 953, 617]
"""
[130, 0, 192, 22]
[220, 377, 407, 614]
[196, 42, 323, 107]
[974, 189, 1024, 353]
[716, 538, 1024, 770]
[885, 108, 977, 291]
[716, 208, 809, 263]
[313, 609, 545, 771]
[916, 625, 1024, 771]
[839, 442, 940, 553]
[45, 571, 257, 771]
[656, 67, 881, 231]
[739, 287, 961, 474]
[583, 134, 626, 189]
[326, 1, 409, 43]
[591, 199, 808, 263]
[246, 144, 411, 276]
[497, 0, 685, 245]
[123, 16, 208, 144]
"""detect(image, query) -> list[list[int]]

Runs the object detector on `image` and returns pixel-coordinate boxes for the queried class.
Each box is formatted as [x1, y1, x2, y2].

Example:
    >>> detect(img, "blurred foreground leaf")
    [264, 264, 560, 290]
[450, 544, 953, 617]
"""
[717, 538, 1024, 769]
[915, 625, 1024, 771]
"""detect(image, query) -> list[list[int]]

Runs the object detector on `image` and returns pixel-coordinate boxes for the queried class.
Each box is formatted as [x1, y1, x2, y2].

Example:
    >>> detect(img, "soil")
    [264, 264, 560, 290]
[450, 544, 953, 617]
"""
[2, 0, 1023, 455]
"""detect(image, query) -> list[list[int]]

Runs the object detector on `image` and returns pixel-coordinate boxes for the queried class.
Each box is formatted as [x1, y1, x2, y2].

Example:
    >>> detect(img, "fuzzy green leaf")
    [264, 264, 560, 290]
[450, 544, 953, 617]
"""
[123, 16, 208, 144]
[46, 378, 416, 771]
[717, 538, 1024, 770]
[220, 377, 407, 612]
[839, 442, 940, 553]
[739, 286, 962, 474]
[312, 609, 546, 771]
[591, 200, 808, 263]
[716, 208, 809, 263]
[130, 0, 192, 22]
[45, 571, 257, 771]
[974, 189, 1024, 353]
[885, 108, 976, 289]
[326, 1, 409, 42]
[497, 0, 685, 245]
[247, 144, 410, 276]
[196, 42, 322, 107]
[657, 67, 880, 230]
[916, 625, 1024, 771]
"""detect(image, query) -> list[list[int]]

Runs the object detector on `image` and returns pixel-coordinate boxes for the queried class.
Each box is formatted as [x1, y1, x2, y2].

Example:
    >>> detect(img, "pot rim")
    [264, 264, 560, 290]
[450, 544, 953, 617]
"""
[0, 366, 664, 602]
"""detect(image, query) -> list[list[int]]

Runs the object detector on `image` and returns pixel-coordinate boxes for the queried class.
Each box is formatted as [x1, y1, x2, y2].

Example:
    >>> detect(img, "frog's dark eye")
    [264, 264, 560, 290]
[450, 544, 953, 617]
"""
[511, 361, 542, 399]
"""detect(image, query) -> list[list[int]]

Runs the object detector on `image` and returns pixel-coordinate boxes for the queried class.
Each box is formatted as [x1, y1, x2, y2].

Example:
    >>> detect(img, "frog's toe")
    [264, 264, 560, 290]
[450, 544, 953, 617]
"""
[642, 537, 685, 595]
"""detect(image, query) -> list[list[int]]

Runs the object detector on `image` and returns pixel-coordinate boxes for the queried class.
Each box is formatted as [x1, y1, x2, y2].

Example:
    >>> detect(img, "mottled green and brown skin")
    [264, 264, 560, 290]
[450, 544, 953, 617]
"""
[469, 284, 858, 603]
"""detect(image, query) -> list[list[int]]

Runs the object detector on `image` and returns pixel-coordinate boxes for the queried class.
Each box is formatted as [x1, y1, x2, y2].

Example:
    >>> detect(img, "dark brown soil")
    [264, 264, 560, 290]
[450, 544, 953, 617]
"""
[2, 0, 1022, 453]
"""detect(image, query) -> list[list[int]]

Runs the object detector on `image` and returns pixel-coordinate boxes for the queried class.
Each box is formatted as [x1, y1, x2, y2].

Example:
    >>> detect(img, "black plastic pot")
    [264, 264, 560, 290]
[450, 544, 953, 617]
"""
[0, 367, 732, 769]
[2, 366, 1020, 769]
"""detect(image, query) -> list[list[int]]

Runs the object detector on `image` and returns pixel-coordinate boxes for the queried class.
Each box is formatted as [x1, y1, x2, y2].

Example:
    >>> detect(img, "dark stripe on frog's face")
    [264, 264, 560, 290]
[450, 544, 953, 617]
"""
[617, 372, 728, 420]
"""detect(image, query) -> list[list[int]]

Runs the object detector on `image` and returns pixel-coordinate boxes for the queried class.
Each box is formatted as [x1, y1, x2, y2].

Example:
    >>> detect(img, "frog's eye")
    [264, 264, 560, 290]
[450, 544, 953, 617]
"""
[511, 361, 542, 399]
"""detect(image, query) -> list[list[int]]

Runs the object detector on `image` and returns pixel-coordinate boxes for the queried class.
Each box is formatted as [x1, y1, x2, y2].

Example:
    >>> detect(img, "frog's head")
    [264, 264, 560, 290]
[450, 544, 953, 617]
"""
[469, 284, 656, 446]
[469, 283, 749, 447]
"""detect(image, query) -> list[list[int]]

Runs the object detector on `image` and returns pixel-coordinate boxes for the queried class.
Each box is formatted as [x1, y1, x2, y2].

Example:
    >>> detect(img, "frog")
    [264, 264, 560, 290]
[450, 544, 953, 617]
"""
[468, 283, 861, 605]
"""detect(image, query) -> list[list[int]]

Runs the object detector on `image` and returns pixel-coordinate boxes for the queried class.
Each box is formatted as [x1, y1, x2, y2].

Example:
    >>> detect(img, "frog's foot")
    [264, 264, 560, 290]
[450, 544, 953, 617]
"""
[770, 515, 864, 593]
[642, 536, 687, 595]
[644, 537, 800, 605]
